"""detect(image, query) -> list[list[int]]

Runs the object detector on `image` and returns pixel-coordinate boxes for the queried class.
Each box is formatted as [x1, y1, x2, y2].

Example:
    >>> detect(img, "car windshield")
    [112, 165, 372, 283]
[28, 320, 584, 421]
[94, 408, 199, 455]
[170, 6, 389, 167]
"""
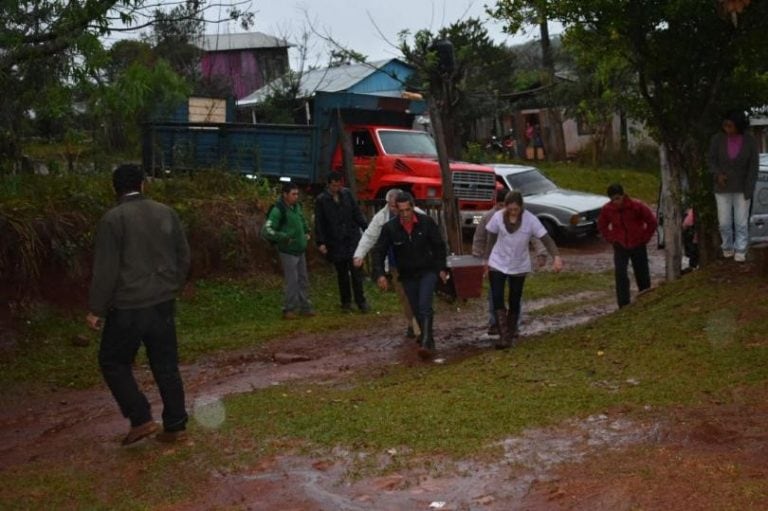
[760, 153, 768, 168]
[378, 130, 438, 157]
[503, 169, 558, 195]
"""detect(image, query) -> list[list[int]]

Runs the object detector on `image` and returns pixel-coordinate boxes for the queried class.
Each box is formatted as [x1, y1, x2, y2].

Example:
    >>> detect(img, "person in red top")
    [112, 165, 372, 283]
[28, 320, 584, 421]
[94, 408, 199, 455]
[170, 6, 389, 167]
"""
[598, 183, 658, 308]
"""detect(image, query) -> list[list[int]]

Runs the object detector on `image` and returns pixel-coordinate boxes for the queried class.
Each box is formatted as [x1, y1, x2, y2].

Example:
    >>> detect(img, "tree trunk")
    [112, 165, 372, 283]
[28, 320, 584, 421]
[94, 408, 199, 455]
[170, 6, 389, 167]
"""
[660, 144, 683, 281]
[336, 110, 358, 197]
[429, 97, 462, 255]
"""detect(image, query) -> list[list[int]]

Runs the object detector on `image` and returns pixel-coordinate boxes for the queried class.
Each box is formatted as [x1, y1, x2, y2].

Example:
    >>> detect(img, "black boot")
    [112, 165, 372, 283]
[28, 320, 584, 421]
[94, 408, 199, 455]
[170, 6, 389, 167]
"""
[415, 318, 424, 346]
[494, 309, 509, 349]
[418, 315, 435, 359]
[506, 309, 519, 347]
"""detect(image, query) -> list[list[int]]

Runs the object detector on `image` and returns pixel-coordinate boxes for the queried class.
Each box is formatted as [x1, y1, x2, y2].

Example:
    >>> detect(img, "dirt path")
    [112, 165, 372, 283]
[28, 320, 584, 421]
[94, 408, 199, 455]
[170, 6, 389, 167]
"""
[9, 236, 742, 511]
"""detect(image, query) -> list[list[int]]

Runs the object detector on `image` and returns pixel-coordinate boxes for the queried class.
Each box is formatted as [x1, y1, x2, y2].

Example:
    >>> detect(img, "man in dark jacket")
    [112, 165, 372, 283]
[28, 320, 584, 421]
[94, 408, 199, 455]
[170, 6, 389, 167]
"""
[315, 172, 369, 312]
[598, 183, 657, 308]
[86, 164, 190, 445]
[371, 192, 449, 358]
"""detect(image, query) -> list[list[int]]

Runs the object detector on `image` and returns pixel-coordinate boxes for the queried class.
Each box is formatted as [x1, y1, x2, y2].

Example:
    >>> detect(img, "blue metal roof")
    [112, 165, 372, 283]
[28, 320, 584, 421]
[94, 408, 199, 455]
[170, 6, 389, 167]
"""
[237, 58, 415, 108]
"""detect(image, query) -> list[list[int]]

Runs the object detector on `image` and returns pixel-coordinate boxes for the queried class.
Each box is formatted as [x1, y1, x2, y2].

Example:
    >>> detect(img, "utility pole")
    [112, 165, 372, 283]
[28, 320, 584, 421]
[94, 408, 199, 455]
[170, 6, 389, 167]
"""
[430, 40, 462, 255]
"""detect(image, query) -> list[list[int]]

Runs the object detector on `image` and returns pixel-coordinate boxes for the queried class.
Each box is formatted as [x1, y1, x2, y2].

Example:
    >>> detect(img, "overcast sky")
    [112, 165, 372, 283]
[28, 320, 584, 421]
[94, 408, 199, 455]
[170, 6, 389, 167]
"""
[211, 0, 546, 66]
[104, 1, 556, 68]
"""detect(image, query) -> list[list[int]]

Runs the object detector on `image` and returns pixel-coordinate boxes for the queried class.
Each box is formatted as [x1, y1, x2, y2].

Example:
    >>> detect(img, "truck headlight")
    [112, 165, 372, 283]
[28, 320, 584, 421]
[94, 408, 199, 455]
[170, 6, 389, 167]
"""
[570, 214, 584, 225]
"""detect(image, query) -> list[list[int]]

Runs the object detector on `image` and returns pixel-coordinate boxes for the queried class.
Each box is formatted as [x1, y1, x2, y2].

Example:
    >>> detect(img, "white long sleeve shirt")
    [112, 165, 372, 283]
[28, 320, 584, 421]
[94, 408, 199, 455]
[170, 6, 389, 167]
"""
[353, 205, 424, 260]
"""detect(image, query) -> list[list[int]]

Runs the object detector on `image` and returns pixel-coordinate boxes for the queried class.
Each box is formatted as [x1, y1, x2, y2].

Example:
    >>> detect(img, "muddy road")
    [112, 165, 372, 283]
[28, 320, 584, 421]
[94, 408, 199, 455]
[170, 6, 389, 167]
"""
[10, 237, 762, 511]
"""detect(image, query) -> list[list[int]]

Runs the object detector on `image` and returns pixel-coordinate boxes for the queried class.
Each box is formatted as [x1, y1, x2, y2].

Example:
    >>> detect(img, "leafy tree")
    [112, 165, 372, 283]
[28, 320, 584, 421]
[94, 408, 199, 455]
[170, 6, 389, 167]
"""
[0, 0, 252, 168]
[488, 0, 567, 159]
[398, 18, 517, 158]
[491, 0, 768, 277]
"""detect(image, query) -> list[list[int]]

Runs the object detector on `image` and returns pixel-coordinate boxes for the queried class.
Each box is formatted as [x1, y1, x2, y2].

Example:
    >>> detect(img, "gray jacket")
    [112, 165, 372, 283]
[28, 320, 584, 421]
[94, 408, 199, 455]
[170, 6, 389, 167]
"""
[707, 131, 759, 198]
[88, 194, 190, 316]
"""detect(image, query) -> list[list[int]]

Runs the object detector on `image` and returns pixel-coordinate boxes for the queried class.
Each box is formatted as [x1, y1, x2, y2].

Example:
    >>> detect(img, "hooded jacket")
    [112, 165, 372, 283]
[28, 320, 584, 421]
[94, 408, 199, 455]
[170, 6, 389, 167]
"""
[598, 195, 657, 249]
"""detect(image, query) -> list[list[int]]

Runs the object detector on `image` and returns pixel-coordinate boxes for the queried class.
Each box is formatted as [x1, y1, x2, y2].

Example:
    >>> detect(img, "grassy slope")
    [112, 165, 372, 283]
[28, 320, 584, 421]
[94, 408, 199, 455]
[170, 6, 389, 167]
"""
[3, 265, 768, 509]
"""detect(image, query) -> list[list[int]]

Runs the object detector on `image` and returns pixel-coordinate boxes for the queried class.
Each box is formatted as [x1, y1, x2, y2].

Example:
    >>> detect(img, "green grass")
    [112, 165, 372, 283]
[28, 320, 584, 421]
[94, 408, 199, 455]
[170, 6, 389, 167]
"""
[0, 270, 401, 392]
[3, 266, 768, 509]
[213, 268, 767, 457]
[536, 162, 660, 205]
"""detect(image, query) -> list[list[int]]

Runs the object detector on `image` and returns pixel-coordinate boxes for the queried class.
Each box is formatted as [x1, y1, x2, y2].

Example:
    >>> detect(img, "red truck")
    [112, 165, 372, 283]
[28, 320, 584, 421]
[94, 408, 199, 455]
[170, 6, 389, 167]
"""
[331, 124, 496, 228]
[143, 92, 496, 226]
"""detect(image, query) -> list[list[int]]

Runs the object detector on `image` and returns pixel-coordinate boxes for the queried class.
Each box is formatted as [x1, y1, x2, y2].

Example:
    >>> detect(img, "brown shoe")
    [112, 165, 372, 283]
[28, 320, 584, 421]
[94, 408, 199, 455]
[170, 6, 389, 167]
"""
[300, 310, 316, 317]
[282, 311, 299, 320]
[156, 430, 188, 444]
[121, 421, 159, 446]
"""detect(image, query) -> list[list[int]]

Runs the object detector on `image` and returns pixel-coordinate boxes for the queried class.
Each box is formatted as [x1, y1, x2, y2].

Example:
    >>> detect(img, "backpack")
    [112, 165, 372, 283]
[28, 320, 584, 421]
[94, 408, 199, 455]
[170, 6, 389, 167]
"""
[260, 201, 287, 245]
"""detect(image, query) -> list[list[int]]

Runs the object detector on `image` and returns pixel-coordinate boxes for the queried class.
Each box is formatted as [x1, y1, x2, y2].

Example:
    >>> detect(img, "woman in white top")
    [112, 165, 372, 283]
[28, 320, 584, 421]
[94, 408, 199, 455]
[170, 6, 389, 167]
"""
[485, 190, 563, 348]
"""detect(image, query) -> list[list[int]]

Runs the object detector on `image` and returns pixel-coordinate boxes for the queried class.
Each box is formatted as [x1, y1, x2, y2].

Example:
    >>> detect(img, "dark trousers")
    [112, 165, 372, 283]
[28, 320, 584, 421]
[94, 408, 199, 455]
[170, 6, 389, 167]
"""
[401, 271, 438, 323]
[99, 299, 187, 432]
[334, 258, 366, 306]
[613, 244, 651, 308]
[489, 270, 526, 317]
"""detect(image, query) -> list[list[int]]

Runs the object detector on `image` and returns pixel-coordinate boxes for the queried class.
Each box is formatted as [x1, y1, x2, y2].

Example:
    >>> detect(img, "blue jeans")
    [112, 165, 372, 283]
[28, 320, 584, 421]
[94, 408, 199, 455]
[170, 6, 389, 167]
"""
[715, 193, 751, 254]
[99, 300, 187, 431]
[401, 271, 438, 323]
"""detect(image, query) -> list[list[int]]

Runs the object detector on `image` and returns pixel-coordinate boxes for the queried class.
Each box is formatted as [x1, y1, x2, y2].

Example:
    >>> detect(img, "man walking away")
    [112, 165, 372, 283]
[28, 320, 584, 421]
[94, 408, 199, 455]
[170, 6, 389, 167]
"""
[315, 172, 369, 312]
[598, 183, 657, 308]
[86, 164, 190, 445]
[371, 193, 449, 359]
[262, 181, 314, 319]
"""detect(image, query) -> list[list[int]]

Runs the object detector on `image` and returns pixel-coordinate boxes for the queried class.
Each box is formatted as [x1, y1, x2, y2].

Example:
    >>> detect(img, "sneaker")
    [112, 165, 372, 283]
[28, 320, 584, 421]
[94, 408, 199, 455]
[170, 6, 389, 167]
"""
[300, 310, 316, 317]
[156, 430, 187, 444]
[723, 249, 734, 258]
[121, 420, 159, 446]
[282, 311, 299, 320]
[734, 252, 746, 262]
[357, 302, 370, 313]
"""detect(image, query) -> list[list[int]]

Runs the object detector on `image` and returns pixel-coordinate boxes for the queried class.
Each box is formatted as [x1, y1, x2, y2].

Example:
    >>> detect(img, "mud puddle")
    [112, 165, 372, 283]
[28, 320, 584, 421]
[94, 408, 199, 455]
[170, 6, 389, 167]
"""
[174, 411, 667, 510]
[0, 239, 665, 470]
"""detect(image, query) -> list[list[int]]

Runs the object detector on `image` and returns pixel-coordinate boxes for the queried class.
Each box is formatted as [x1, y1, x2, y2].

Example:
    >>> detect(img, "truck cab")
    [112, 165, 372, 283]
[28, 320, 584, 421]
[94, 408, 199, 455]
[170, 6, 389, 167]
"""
[331, 125, 496, 226]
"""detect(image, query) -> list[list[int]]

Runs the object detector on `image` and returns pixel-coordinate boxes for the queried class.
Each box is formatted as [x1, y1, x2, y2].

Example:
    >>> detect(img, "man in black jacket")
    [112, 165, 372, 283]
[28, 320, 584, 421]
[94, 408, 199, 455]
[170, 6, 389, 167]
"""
[372, 192, 449, 358]
[315, 172, 369, 312]
[86, 164, 190, 445]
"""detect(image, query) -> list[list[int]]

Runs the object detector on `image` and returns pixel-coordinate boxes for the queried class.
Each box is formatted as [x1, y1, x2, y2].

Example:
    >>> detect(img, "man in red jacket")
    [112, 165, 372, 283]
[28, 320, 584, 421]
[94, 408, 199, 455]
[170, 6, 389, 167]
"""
[598, 183, 658, 308]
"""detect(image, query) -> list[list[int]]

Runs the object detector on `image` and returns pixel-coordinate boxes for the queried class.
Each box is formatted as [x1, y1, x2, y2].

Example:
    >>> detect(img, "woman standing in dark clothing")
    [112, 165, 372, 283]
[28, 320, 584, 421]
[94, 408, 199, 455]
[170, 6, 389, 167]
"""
[707, 110, 759, 262]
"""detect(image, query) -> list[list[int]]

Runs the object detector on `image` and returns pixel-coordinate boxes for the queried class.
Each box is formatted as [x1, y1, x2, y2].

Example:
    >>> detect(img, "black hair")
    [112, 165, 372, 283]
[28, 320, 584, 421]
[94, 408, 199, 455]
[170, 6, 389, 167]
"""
[606, 183, 624, 197]
[723, 109, 749, 134]
[504, 190, 524, 207]
[327, 171, 343, 184]
[281, 181, 299, 194]
[394, 192, 415, 207]
[112, 164, 144, 196]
